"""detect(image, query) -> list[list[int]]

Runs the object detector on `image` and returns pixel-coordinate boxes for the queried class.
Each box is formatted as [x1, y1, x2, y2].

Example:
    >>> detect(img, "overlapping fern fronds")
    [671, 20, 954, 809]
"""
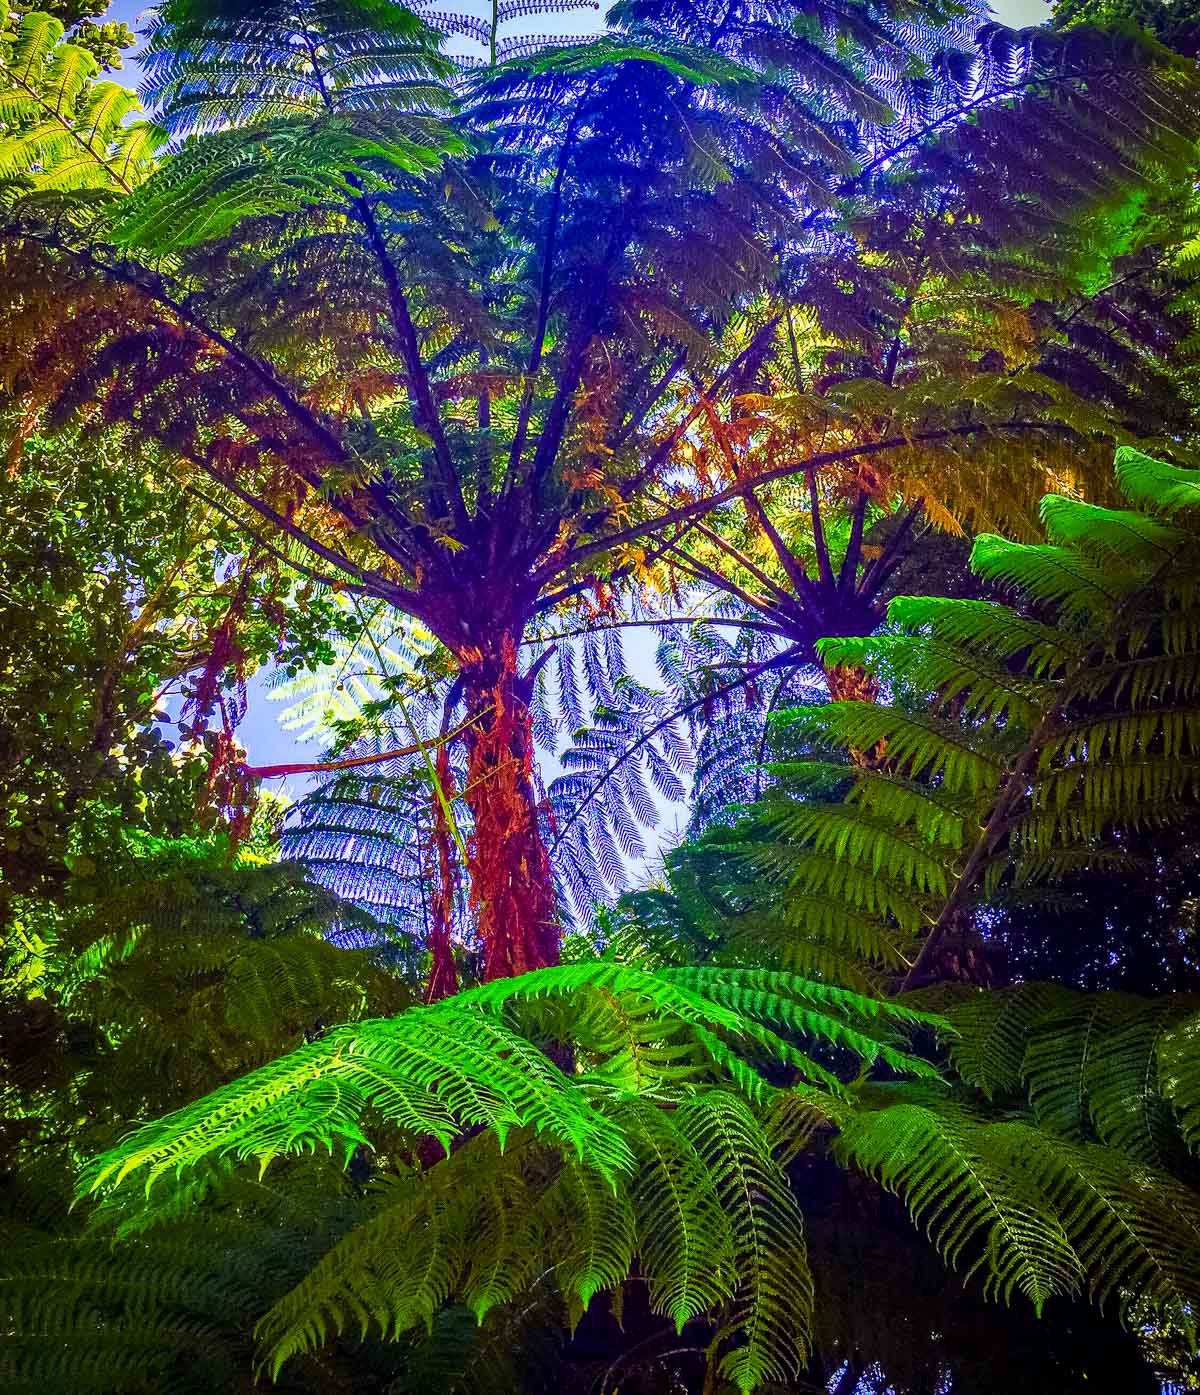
[606, 445, 1200, 1367]
[827, 979, 1200, 1335]
[0, 834, 421, 1395]
[79, 959, 939, 1389]
[0, 3, 164, 195]
[678, 447, 1200, 993]
[40, 444, 1200, 1390]
[1, 837, 412, 1158]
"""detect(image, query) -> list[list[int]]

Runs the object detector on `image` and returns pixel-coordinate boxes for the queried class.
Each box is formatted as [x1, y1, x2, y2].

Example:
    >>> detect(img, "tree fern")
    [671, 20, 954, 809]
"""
[835, 1084, 1200, 1331]
[679, 1089, 812, 1391]
[599, 445, 1200, 1371]
[835, 1093, 1085, 1314]
[674, 448, 1200, 995]
[6, 0, 1199, 992]
[78, 960, 939, 1381]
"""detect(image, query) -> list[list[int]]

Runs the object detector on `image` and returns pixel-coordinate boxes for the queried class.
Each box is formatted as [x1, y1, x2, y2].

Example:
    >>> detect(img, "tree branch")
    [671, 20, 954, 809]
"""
[858, 496, 924, 599]
[840, 489, 870, 594]
[615, 317, 782, 504]
[687, 518, 797, 609]
[182, 483, 376, 595]
[178, 449, 422, 610]
[15, 230, 352, 466]
[242, 712, 482, 779]
[610, 348, 689, 451]
[506, 97, 590, 486]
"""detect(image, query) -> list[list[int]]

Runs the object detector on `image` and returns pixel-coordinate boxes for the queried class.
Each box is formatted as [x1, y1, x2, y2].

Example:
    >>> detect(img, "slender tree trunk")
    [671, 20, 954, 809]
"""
[460, 632, 560, 980]
[425, 741, 460, 1001]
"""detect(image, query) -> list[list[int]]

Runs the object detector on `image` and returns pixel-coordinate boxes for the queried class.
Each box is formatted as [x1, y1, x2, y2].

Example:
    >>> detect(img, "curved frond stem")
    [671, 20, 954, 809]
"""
[664, 543, 789, 621]
[506, 92, 592, 491]
[743, 487, 822, 610]
[0, 53, 136, 193]
[242, 712, 484, 779]
[616, 317, 782, 503]
[549, 644, 806, 853]
[526, 616, 782, 644]
[182, 483, 375, 595]
[840, 491, 870, 595]
[687, 518, 798, 609]
[858, 497, 925, 598]
[9, 229, 351, 466]
[175, 448, 415, 608]
[808, 471, 835, 591]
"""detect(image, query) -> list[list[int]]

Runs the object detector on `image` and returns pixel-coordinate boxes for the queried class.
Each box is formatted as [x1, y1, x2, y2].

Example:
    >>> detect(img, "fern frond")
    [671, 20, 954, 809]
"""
[679, 1091, 813, 1390]
[836, 1097, 1083, 1313]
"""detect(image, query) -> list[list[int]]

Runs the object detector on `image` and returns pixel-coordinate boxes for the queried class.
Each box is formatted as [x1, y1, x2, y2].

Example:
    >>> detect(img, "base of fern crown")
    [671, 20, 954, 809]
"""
[824, 662, 881, 705]
[461, 634, 561, 981]
[824, 662, 886, 769]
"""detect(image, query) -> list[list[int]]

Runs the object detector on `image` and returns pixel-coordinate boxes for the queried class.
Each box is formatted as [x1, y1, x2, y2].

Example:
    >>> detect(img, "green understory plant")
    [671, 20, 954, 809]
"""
[10, 444, 1200, 1388]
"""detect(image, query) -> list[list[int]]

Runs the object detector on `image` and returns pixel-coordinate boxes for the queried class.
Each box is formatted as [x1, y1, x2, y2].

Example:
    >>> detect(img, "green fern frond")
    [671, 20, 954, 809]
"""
[1115, 444, 1200, 516]
[1159, 1006, 1200, 1154]
[679, 1091, 813, 1391]
[836, 1098, 1084, 1314]
[82, 963, 936, 1202]
[614, 1095, 736, 1332]
[257, 1162, 471, 1373]
[0, 10, 163, 193]
[942, 985, 1080, 1100]
[984, 1121, 1200, 1326]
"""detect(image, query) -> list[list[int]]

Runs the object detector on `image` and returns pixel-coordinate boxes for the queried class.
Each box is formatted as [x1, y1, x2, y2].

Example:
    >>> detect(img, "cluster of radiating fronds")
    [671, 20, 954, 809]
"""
[643, 16, 1200, 790]
[664, 446, 1200, 994]
[21, 440, 1200, 1391]
[3, 0, 1198, 988]
[601, 449, 1200, 1374]
[0, 834, 420, 1394]
[1, 839, 411, 1161]
[78, 959, 938, 1391]
[827, 979, 1200, 1332]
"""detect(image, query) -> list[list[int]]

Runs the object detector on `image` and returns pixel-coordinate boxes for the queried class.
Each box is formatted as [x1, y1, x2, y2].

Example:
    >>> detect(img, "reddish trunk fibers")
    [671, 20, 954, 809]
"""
[824, 661, 886, 769]
[824, 662, 880, 705]
[461, 635, 560, 981]
[425, 742, 460, 1002]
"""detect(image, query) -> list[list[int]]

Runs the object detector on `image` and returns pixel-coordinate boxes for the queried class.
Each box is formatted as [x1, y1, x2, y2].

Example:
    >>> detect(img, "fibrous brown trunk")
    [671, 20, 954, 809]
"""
[824, 662, 880, 705]
[824, 661, 886, 769]
[460, 633, 560, 980]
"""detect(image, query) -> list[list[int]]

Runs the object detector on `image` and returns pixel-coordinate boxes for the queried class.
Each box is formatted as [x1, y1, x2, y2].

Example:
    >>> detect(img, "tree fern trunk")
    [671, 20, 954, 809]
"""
[461, 634, 560, 980]
[824, 662, 885, 768]
[824, 662, 880, 706]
